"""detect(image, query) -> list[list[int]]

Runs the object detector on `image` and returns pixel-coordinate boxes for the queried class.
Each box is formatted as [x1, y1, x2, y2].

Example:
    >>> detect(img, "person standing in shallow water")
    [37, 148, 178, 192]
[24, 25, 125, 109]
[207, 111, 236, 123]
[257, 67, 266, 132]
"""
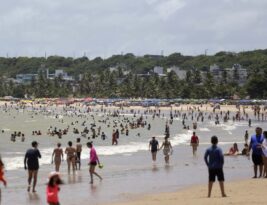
[149, 137, 159, 162]
[112, 130, 118, 145]
[159, 137, 173, 164]
[65, 141, 76, 174]
[190, 132, 199, 156]
[24, 141, 41, 192]
[249, 127, 264, 178]
[87, 142, 102, 184]
[204, 136, 226, 198]
[52, 143, 63, 172]
[244, 130, 249, 144]
[76, 138, 82, 170]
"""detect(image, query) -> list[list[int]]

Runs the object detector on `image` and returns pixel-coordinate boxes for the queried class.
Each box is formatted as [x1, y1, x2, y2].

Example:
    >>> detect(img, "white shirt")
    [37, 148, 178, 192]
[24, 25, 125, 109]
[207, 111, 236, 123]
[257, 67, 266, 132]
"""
[262, 138, 267, 157]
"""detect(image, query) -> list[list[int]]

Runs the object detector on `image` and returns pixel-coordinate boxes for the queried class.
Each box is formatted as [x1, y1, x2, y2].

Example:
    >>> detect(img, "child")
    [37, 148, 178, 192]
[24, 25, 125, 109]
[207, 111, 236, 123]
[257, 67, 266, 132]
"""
[204, 136, 226, 198]
[0, 157, 7, 187]
[46, 172, 63, 205]
[0, 157, 7, 202]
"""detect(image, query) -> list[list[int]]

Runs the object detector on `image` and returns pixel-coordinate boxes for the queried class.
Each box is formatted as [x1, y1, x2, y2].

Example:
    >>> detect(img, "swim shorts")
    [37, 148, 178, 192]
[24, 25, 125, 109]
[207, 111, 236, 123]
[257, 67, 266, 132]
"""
[252, 154, 263, 165]
[208, 168, 224, 182]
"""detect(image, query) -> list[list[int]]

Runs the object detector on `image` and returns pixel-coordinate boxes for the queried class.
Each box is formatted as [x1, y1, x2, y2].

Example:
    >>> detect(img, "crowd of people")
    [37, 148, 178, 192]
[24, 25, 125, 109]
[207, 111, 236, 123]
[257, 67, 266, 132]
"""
[21, 139, 102, 204]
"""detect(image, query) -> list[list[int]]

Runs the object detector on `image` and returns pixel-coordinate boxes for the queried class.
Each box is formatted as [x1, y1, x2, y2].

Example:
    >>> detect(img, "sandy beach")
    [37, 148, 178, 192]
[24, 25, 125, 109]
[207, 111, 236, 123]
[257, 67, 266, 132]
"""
[110, 178, 267, 205]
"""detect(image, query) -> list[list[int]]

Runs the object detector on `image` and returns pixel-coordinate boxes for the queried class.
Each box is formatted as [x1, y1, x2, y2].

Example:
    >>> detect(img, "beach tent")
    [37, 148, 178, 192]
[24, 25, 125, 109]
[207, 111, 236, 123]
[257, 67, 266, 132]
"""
[21, 100, 33, 104]
[208, 99, 225, 104]
[3, 96, 15, 100]
[238, 99, 253, 105]
[56, 98, 69, 105]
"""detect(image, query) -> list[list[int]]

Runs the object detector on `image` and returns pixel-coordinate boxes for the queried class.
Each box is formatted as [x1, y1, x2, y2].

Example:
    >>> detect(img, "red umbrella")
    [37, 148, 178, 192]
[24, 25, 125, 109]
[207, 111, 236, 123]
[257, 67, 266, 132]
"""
[84, 97, 93, 103]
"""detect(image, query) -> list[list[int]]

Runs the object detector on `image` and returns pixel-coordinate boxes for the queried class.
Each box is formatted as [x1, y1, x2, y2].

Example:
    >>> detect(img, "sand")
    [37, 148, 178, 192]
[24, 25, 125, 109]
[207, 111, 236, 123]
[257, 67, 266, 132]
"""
[110, 178, 267, 205]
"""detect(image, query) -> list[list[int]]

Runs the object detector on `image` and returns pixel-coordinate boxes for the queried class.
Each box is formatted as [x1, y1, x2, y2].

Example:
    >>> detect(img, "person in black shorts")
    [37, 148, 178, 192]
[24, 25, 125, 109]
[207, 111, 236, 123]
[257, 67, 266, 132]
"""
[149, 137, 159, 162]
[76, 138, 82, 170]
[24, 141, 41, 192]
[204, 136, 226, 198]
[249, 127, 264, 178]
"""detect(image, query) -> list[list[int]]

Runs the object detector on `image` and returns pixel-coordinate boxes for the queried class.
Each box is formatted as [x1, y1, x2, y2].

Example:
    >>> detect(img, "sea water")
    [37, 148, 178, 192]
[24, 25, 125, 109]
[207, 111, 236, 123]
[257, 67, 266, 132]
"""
[0, 104, 263, 204]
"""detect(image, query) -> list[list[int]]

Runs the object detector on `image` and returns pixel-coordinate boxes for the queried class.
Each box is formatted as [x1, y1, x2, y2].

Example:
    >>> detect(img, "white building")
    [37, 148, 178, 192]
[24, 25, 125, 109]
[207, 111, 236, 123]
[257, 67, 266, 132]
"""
[109, 67, 118, 72]
[48, 69, 74, 81]
[167, 66, 187, 80]
[153, 66, 164, 75]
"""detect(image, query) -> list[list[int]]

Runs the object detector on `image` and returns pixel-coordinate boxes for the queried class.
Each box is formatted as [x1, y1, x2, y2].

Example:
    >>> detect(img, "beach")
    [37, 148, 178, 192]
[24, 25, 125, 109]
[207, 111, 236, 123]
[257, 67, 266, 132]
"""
[0, 101, 266, 204]
[109, 178, 267, 205]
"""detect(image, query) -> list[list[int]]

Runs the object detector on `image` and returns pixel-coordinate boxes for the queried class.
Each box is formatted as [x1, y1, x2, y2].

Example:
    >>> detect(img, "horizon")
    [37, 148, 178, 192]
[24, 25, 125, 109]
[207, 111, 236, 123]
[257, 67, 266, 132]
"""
[0, 48, 266, 60]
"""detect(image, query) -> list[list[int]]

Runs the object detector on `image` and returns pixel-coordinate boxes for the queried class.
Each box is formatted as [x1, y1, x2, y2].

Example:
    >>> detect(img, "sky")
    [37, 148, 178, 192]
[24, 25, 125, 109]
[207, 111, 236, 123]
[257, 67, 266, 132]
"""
[0, 0, 267, 58]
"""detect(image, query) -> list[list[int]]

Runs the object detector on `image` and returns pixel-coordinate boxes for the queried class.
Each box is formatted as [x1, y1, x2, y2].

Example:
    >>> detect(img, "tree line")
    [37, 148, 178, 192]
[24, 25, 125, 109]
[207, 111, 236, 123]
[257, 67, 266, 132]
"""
[0, 49, 267, 99]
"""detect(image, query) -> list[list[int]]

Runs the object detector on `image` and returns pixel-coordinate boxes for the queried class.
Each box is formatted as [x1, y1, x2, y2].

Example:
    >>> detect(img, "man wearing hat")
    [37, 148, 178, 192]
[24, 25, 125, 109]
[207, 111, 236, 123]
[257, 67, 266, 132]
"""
[24, 141, 41, 192]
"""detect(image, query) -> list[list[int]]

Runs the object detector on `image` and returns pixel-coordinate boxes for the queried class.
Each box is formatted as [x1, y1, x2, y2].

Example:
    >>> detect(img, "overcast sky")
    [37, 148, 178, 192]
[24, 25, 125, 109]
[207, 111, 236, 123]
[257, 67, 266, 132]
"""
[0, 0, 266, 58]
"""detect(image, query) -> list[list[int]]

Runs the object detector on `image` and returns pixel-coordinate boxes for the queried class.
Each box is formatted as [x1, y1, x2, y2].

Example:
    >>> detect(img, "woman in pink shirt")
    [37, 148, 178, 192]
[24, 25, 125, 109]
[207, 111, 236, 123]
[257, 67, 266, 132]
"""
[46, 172, 63, 205]
[87, 142, 102, 184]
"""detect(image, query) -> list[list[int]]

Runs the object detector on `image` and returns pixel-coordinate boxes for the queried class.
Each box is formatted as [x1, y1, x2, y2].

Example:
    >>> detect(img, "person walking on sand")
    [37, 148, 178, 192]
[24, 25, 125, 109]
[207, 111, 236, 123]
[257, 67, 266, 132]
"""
[87, 142, 102, 184]
[65, 141, 76, 174]
[190, 132, 199, 156]
[249, 127, 264, 178]
[51, 143, 64, 172]
[204, 136, 226, 198]
[149, 137, 159, 162]
[24, 141, 41, 192]
[76, 138, 82, 170]
[160, 137, 173, 164]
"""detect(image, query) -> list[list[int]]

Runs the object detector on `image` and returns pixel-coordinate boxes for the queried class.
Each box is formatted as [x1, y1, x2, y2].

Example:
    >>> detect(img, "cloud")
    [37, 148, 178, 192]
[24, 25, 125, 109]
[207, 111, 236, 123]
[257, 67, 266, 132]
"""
[0, 0, 267, 58]
[146, 0, 186, 20]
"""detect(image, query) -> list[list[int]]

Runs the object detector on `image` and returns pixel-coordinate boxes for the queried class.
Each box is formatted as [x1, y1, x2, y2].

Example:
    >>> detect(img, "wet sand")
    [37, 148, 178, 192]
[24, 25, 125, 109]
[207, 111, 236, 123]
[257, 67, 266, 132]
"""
[109, 178, 267, 205]
[1, 145, 253, 205]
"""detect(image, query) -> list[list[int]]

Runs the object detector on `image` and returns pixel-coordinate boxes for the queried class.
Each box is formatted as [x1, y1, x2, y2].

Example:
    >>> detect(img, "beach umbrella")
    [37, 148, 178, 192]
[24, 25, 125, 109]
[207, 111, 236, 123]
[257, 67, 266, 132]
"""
[84, 97, 93, 103]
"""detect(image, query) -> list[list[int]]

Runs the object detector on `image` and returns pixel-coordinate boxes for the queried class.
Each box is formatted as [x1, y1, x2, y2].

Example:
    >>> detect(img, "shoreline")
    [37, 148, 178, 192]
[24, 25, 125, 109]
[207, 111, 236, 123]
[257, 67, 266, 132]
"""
[108, 177, 266, 205]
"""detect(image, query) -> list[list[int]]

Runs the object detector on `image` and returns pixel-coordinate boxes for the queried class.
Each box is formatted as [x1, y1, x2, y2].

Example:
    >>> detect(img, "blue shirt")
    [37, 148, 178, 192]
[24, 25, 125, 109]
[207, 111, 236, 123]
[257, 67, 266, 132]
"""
[24, 148, 41, 170]
[204, 145, 224, 169]
[250, 134, 264, 155]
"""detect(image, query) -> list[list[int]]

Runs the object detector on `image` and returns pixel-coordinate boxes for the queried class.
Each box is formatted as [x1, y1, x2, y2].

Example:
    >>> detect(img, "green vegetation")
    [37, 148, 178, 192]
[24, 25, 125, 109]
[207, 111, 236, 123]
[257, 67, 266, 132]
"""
[0, 49, 267, 99]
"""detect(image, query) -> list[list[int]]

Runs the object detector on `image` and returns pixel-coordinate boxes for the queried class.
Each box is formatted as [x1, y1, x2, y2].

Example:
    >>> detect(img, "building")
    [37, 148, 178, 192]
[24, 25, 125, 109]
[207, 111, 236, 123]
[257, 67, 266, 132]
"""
[167, 66, 187, 80]
[209, 64, 222, 83]
[144, 54, 164, 60]
[153, 66, 164, 75]
[109, 67, 118, 73]
[225, 64, 248, 85]
[48, 69, 74, 81]
[16, 74, 38, 84]
[208, 64, 248, 85]
[16, 69, 74, 84]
